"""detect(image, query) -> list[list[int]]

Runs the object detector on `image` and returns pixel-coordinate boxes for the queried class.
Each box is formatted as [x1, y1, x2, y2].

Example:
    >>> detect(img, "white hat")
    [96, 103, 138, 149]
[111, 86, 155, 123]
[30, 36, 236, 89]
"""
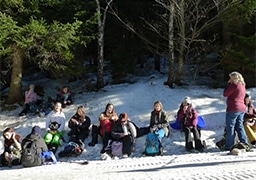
[183, 96, 192, 104]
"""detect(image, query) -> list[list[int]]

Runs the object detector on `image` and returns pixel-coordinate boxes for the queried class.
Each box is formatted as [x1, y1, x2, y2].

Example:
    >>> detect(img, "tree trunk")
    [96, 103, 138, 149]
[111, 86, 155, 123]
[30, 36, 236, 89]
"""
[165, 2, 175, 88]
[175, 0, 185, 85]
[155, 54, 161, 72]
[6, 45, 24, 104]
[97, 25, 104, 89]
[96, 0, 105, 89]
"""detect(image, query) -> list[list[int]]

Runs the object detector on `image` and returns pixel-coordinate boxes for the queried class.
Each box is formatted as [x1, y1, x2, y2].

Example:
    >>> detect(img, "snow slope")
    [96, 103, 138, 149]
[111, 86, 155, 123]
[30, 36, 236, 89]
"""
[0, 74, 256, 180]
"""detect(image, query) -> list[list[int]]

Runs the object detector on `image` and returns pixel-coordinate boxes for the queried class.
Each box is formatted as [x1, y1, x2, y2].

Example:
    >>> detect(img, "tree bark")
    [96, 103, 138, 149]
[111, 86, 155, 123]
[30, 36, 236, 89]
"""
[165, 2, 175, 88]
[96, 0, 105, 89]
[6, 45, 24, 104]
[95, 0, 113, 89]
[175, 0, 185, 85]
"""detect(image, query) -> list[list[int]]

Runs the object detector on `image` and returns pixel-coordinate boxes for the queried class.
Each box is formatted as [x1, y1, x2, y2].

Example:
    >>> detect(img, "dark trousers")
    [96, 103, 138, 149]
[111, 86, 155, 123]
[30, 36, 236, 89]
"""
[137, 127, 150, 138]
[68, 129, 89, 146]
[101, 132, 112, 154]
[122, 135, 133, 156]
[182, 126, 203, 150]
[19, 103, 30, 115]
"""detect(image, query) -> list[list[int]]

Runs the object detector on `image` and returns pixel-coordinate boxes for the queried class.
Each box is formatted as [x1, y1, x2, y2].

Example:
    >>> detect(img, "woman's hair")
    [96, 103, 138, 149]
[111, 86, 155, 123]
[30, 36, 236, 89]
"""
[104, 103, 115, 117]
[154, 101, 163, 110]
[119, 112, 128, 121]
[3, 127, 14, 139]
[105, 103, 114, 112]
[61, 86, 69, 92]
[77, 105, 86, 118]
[229, 72, 246, 86]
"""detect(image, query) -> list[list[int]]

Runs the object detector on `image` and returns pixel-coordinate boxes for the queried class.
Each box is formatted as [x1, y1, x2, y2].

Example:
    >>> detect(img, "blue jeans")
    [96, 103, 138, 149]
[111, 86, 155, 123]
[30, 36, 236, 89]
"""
[225, 112, 248, 150]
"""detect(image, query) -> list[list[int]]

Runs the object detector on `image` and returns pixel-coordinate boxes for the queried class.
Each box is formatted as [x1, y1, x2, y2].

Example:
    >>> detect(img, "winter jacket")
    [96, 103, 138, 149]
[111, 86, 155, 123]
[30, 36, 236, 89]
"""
[177, 104, 198, 127]
[99, 112, 117, 136]
[46, 111, 66, 132]
[68, 113, 91, 138]
[21, 133, 48, 167]
[244, 101, 256, 120]
[111, 120, 137, 143]
[22, 133, 48, 153]
[25, 90, 37, 104]
[150, 110, 169, 136]
[56, 92, 73, 105]
[223, 83, 246, 112]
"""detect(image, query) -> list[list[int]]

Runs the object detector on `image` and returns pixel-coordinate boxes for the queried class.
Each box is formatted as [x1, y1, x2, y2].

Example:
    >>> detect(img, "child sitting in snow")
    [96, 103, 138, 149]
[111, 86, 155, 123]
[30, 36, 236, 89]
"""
[44, 102, 66, 154]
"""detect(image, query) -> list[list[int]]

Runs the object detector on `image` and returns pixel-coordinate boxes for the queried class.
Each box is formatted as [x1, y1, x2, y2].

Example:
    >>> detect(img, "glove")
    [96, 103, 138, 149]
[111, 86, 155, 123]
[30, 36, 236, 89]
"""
[150, 125, 158, 132]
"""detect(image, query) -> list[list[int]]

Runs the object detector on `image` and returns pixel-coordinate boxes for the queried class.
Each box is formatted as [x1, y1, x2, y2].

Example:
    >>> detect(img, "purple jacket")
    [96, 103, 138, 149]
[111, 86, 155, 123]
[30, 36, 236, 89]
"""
[223, 83, 246, 112]
[177, 104, 198, 127]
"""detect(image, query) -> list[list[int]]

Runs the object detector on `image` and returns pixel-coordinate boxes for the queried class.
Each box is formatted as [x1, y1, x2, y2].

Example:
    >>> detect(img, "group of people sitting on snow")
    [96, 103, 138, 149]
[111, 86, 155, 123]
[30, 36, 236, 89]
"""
[18, 84, 73, 117]
[1, 77, 256, 167]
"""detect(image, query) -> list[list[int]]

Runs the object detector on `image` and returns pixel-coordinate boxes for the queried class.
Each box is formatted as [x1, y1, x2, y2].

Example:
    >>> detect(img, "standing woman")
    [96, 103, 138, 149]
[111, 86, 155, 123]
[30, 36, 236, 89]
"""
[0, 128, 23, 167]
[223, 71, 248, 150]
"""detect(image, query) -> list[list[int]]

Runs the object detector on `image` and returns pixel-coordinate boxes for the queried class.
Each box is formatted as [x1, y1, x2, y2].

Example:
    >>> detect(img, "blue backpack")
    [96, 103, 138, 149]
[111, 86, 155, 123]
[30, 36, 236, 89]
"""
[58, 142, 82, 157]
[144, 132, 163, 156]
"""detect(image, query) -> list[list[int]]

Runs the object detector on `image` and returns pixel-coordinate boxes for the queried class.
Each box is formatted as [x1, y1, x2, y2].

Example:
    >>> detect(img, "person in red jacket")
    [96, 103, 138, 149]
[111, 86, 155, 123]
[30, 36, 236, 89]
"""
[243, 93, 256, 145]
[177, 97, 204, 152]
[223, 71, 248, 150]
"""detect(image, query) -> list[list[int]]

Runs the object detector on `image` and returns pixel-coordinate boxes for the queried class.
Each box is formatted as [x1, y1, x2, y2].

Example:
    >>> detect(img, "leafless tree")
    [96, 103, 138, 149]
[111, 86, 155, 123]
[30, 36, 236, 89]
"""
[95, 0, 113, 88]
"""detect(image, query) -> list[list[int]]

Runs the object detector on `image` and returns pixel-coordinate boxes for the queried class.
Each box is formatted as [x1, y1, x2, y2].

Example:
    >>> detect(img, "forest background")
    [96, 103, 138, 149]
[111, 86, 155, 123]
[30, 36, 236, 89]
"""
[0, 0, 255, 107]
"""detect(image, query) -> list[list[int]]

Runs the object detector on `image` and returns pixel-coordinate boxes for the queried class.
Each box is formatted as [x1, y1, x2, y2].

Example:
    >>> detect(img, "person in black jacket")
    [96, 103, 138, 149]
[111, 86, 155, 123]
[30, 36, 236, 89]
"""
[111, 113, 137, 158]
[56, 86, 73, 108]
[68, 105, 91, 148]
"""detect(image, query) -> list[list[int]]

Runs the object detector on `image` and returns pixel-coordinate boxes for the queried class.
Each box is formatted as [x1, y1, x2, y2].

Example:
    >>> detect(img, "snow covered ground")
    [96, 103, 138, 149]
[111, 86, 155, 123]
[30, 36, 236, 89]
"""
[0, 73, 256, 180]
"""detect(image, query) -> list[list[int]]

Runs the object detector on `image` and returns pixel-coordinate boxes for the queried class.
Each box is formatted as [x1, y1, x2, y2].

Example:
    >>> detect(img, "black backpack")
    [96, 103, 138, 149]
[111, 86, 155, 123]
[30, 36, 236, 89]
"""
[21, 139, 43, 167]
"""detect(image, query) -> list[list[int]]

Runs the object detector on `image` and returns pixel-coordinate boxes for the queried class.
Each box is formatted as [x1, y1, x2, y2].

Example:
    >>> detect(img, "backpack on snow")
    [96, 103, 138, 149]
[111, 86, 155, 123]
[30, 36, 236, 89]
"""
[111, 141, 123, 157]
[58, 142, 82, 157]
[144, 132, 163, 156]
[21, 139, 44, 167]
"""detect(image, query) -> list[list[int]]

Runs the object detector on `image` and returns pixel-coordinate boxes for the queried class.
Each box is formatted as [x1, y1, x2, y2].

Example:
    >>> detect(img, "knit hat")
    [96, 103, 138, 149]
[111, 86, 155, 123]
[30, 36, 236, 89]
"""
[245, 93, 251, 99]
[31, 126, 42, 135]
[183, 96, 192, 104]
